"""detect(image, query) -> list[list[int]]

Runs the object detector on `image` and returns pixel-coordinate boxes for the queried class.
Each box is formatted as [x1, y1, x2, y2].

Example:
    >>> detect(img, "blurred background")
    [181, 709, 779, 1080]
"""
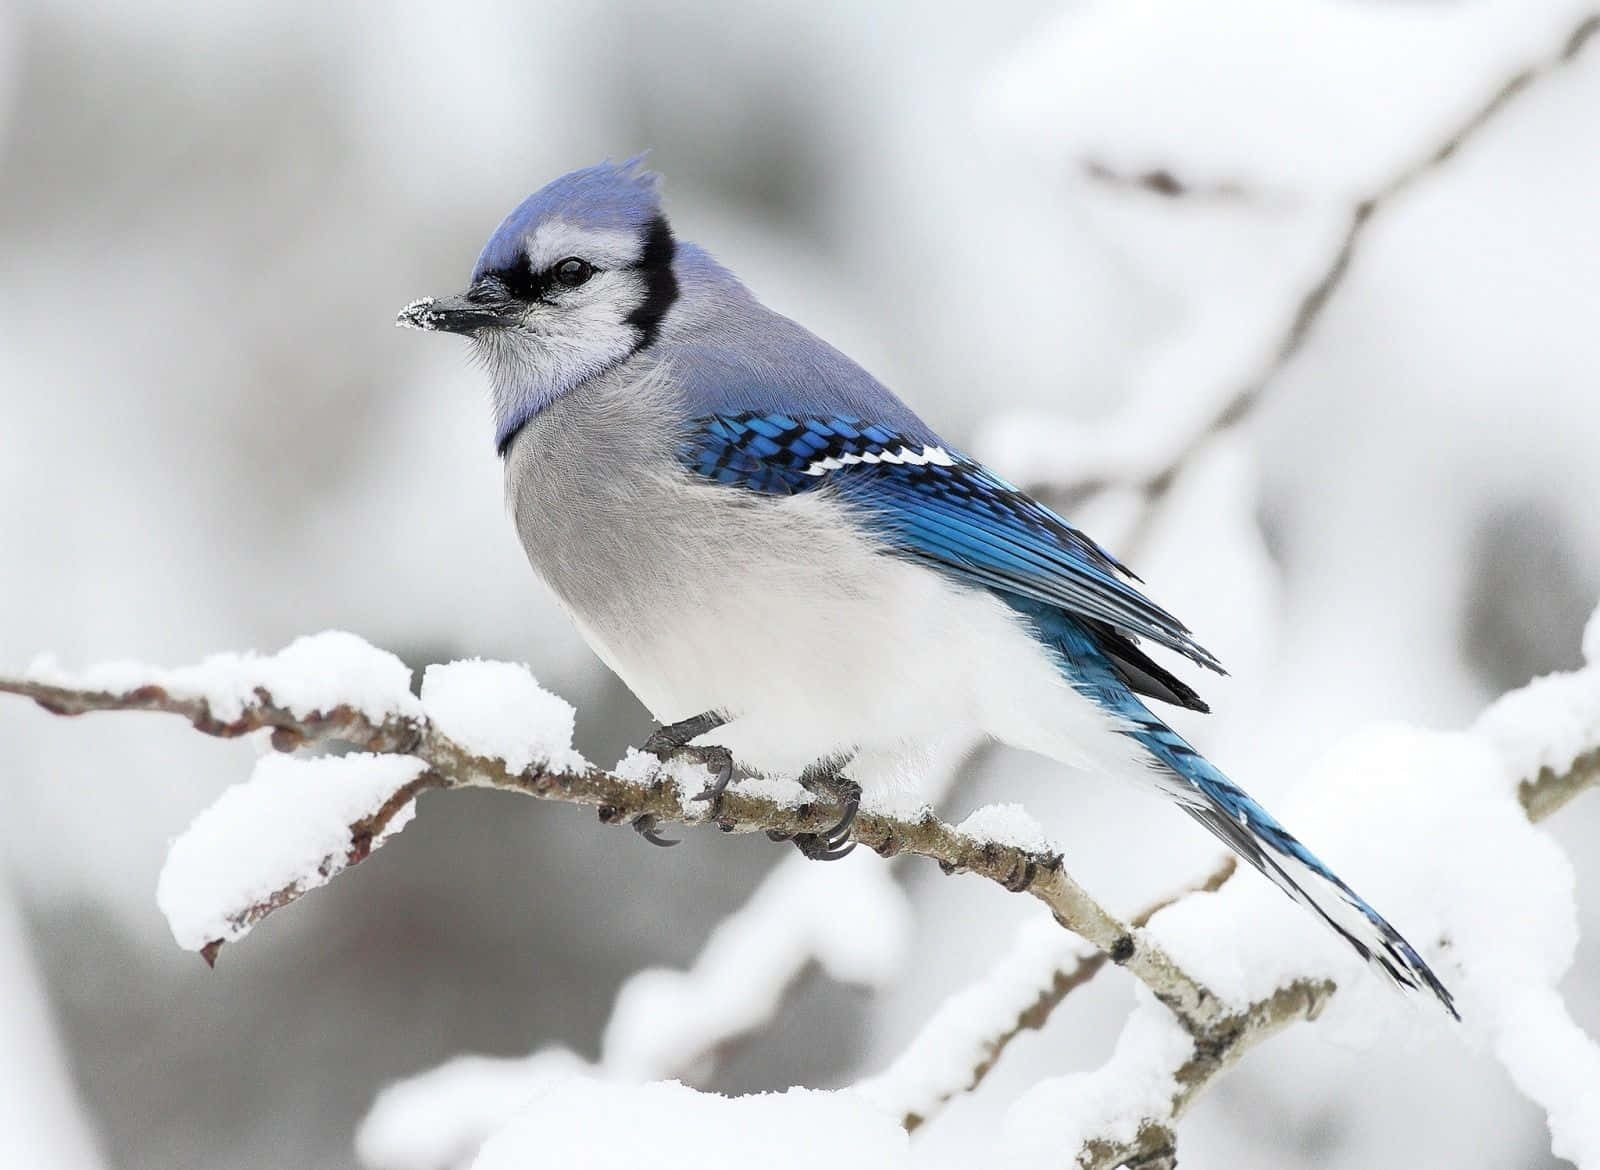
[2, 0, 1597, 1166]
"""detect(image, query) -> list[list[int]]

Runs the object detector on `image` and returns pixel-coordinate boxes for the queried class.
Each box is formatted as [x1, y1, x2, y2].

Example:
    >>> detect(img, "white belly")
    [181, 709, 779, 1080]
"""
[504, 371, 1144, 779]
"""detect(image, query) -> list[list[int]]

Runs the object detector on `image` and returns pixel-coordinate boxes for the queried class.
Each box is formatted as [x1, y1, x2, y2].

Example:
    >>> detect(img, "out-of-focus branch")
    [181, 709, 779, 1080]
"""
[1017, 11, 1600, 554]
[1077, 976, 1337, 1170]
[866, 858, 1237, 1132]
[1061, 732, 1597, 1170]
[1520, 745, 1600, 823]
[869, 686, 1600, 1148]
[0, 671, 1225, 1034]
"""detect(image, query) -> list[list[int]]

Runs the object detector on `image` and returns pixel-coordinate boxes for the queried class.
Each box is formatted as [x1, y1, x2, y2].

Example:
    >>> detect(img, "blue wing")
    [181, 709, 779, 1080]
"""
[679, 412, 1224, 676]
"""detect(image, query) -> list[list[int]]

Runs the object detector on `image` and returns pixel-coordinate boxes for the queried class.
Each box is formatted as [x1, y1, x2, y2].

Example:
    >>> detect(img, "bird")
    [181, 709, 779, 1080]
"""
[398, 156, 1456, 1017]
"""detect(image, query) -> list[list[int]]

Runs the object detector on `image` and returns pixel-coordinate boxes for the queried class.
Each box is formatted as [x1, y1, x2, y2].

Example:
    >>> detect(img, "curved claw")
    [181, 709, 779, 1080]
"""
[822, 779, 861, 843]
[632, 813, 679, 848]
[686, 747, 735, 806]
[792, 832, 857, 862]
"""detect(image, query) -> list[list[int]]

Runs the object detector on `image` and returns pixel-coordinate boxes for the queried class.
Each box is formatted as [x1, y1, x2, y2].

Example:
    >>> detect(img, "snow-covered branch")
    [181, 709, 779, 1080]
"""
[857, 858, 1237, 1132]
[10, 616, 1600, 1169]
[0, 635, 1223, 1034]
[879, 677, 1600, 1151]
[997, 621, 1600, 1169]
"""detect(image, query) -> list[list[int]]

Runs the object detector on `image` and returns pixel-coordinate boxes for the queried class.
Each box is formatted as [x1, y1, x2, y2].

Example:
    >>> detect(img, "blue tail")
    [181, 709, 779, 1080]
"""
[1021, 601, 1458, 1018]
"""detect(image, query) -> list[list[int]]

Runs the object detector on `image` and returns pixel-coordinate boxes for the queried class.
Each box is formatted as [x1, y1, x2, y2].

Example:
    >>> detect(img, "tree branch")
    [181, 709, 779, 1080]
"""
[0, 670, 1226, 1034]
[997, 11, 1600, 556]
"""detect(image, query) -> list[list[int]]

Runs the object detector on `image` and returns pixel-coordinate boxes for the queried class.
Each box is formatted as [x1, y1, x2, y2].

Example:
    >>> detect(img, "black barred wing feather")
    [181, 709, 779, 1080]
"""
[679, 412, 1223, 674]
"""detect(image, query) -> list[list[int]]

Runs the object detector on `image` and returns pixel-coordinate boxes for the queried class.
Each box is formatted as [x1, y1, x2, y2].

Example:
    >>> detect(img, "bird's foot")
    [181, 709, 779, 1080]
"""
[631, 813, 678, 848]
[788, 758, 860, 862]
[643, 711, 736, 813]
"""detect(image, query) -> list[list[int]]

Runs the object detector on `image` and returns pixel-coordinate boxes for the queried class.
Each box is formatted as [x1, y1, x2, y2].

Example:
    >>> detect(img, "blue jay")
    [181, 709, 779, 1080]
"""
[399, 158, 1455, 1016]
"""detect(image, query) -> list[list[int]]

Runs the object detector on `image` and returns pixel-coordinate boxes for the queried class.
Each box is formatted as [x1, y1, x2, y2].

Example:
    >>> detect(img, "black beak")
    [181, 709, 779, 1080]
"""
[396, 292, 515, 336]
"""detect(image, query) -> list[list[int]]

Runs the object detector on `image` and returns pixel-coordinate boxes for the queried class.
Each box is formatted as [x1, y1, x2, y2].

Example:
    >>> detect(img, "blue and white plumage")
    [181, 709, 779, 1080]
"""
[399, 158, 1457, 1017]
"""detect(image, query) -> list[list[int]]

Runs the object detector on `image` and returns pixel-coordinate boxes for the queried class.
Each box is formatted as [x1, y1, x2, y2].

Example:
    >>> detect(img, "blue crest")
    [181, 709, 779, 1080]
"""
[472, 155, 663, 281]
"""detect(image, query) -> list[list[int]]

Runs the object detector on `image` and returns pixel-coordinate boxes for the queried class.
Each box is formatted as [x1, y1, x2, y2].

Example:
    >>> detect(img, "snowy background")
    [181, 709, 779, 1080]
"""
[2, 0, 1599, 1167]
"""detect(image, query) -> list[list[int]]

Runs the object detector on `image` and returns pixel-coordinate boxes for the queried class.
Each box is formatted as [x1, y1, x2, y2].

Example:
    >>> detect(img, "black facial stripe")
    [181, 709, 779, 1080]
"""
[623, 214, 679, 350]
[478, 256, 545, 302]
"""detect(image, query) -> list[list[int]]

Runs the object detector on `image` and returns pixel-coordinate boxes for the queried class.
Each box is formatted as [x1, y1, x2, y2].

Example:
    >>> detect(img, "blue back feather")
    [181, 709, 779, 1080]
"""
[676, 410, 1222, 673]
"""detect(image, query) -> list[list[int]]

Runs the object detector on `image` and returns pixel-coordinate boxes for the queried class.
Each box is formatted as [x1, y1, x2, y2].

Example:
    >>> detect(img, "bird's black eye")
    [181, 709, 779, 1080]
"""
[554, 257, 593, 287]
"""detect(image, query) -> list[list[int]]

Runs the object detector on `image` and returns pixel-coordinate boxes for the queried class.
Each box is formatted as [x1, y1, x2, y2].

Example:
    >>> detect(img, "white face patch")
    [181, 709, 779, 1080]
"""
[524, 219, 643, 273]
[801, 444, 956, 477]
[477, 267, 651, 440]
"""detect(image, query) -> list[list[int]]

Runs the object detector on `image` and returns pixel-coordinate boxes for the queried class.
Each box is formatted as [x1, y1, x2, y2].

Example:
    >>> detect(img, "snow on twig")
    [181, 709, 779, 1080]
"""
[158, 753, 436, 960]
[601, 846, 914, 1081]
[0, 635, 1218, 1033]
[856, 858, 1236, 1132]
[470, 1077, 910, 1170]
[1003, 642, 1600, 1169]
[5, 619, 1599, 1166]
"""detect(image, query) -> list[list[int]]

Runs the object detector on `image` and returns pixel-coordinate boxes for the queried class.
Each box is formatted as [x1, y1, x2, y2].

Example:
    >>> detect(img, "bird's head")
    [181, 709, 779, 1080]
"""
[399, 156, 679, 450]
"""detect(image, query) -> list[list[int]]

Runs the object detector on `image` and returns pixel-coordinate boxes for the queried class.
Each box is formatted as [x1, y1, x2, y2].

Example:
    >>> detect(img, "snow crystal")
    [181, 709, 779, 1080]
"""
[855, 915, 1093, 1123]
[955, 802, 1053, 853]
[471, 1076, 910, 1170]
[357, 1048, 593, 1170]
[603, 851, 911, 1079]
[156, 752, 428, 952]
[24, 630, 421, 725]
[420, 659, 584, 774]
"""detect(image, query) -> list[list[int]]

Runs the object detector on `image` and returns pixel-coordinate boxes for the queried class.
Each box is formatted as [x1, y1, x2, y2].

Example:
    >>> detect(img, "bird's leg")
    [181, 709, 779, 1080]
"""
[789, 754, 860, 862]
[642, 710, 727, 756]
[643, 710, 736, 812]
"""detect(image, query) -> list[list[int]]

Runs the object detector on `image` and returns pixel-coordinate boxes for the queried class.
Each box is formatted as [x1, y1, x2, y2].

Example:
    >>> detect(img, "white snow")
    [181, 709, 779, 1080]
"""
[470, 1076, 910, 1170]
[855, 915, 1093, 1124]
[156, 752, 428, 952]
[420, 659, 585, 774]
[1035, 690, 1596, 1163]
[954, 802, 1054, 853]
[1473, 656, 1600, 800]
[24, 630, 421, 726]
[1002, 992, 1192, 1165]
[358, 1048, 594, 1170]
[602, 849, 912, 1080]
[1493, 987, 1600, 1167]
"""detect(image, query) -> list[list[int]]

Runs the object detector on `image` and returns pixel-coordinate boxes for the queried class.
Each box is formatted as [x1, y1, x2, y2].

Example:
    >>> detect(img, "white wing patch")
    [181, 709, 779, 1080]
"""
[802, 444, 956, 477]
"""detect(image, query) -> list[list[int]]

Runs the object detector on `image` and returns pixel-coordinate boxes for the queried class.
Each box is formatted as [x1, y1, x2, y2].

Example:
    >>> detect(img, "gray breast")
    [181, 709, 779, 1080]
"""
[502, 363, 743, 645]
